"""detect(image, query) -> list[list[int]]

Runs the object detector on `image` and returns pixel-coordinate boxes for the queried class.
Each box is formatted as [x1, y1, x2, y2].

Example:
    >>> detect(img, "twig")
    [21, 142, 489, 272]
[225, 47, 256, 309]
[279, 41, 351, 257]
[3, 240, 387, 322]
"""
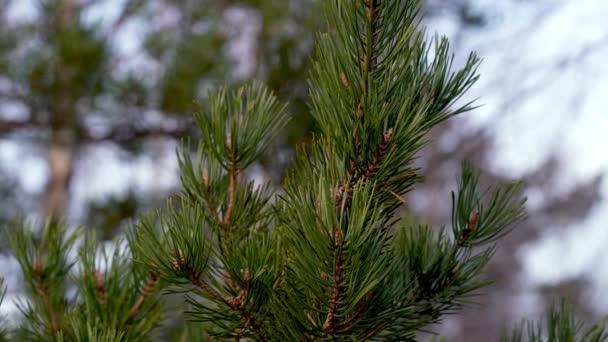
[323, 224, 344, 333]
[128, 273, 159, 320]
[95, 270, 106, 305]
[360, 128, 393, 182]
[228, 269, 265, 340]
[33, 254, 59, 331]
[223, 163, 238, 228]
[340, 292, 374, 331]
[335, 128, 394, 211]
[186, 266, 262, 339]
[226, 268, 249, 310]
[184, 267, 225, 304]
[223, 133, 239, 236]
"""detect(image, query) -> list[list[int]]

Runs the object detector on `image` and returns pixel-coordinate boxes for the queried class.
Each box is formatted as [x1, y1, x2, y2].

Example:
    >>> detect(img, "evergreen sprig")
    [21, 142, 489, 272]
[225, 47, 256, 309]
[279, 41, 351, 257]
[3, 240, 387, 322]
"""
[452, 161, 527, 247]
[129, 82, 288, 340]
[2, 221, 163, 341]
[273, 1, 517, 339]
[4, 220, 79, 339]
[127, 1, 527, 340]
[67, 234, 162, 341]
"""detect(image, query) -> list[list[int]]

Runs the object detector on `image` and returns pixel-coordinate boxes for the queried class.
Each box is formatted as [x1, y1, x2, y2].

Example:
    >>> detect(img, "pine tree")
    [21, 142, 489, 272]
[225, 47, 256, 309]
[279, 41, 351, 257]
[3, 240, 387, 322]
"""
[0, 0, 601, 341]
[128, 0, 526, 339]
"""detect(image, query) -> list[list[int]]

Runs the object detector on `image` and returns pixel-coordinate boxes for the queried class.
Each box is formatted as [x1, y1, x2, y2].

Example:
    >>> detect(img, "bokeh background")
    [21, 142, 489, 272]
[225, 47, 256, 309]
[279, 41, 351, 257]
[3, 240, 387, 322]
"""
[0, 0, 607, 340]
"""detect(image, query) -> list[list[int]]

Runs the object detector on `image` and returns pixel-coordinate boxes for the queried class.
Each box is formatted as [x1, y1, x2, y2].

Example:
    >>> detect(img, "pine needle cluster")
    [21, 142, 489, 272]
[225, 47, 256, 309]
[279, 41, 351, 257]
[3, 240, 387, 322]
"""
[129, 0, 527, 340]
[1, 221, 162, 341]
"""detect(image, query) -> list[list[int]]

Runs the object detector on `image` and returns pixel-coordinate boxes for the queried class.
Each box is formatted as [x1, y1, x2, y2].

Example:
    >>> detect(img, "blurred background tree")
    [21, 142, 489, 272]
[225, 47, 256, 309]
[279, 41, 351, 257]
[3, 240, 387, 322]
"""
[0, 0, 320, 230]
[1, 0, 608, 340]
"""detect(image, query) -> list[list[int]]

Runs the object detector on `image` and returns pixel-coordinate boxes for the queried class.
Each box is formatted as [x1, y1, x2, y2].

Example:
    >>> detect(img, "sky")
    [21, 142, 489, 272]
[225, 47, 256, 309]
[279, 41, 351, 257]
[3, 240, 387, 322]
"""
[426, 0, 608, 314]
[2, 0, 608, 319]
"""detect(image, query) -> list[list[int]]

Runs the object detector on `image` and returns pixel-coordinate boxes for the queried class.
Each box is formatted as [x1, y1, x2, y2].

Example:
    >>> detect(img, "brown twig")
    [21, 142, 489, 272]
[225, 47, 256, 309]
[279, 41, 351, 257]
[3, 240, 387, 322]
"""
[340, 292, 374, 331]
[323, 224, 344, 332]
[128, 273, 159, 320]
[95, 270, 106, 305]
[183, 266, 226, 305]
[226, 268, 250, 310]
[38, 282, 59, 331]
[228, 269, 267, 341]
[223, 133, 239, 236]
[361, 128, 393, 182]
[223, 163, 238, 228]
[184, 266, 261, 339]
[335, 128, 394, 211]
[169, 250, 223, 303]
[33, 254, 59, 331]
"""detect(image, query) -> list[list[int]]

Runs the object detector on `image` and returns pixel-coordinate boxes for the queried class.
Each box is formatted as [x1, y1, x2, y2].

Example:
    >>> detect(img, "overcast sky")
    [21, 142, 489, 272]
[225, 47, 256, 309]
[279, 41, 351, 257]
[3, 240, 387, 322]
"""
[426, 0, 608, 313]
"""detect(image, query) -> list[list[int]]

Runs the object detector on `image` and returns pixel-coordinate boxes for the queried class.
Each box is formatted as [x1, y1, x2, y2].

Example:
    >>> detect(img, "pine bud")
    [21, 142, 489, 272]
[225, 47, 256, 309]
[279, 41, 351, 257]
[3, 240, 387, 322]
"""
[340, 71, 349, 88]
[202, 168, 209, 187]
[226, 133, 232, 151]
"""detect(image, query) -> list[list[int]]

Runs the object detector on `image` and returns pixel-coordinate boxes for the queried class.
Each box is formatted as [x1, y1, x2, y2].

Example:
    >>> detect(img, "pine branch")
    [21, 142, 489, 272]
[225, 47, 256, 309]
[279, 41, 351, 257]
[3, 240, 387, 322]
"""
[174, 252, 248, 319]
[226, 269, 266, 341]
[363, 0, 380, 87]
[168, 247, 224, 304]
[184, 263, 263, 339]
[504, 299, 608, 341]
[189, 275, 223, 303]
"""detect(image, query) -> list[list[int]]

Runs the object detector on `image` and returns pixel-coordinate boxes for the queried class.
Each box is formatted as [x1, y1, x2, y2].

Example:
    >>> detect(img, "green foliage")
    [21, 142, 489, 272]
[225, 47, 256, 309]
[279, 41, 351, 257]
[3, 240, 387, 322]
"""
[84, 192, 140, 241]
[159, 34, 224, 114]
[451, 161, 526, 247]
[503, 300, 608, 342]
[24, 10, 108, 127]
[66, 234, 162, 341]
[195, 83, 289, 170]
[0, 0, 599, 340]
[4, 220, 79, 340]
[0, 0, 323, 243]
[2, 221, 163, 341]
[129, 82, 288, 340]
[126, 0, 527, 340]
